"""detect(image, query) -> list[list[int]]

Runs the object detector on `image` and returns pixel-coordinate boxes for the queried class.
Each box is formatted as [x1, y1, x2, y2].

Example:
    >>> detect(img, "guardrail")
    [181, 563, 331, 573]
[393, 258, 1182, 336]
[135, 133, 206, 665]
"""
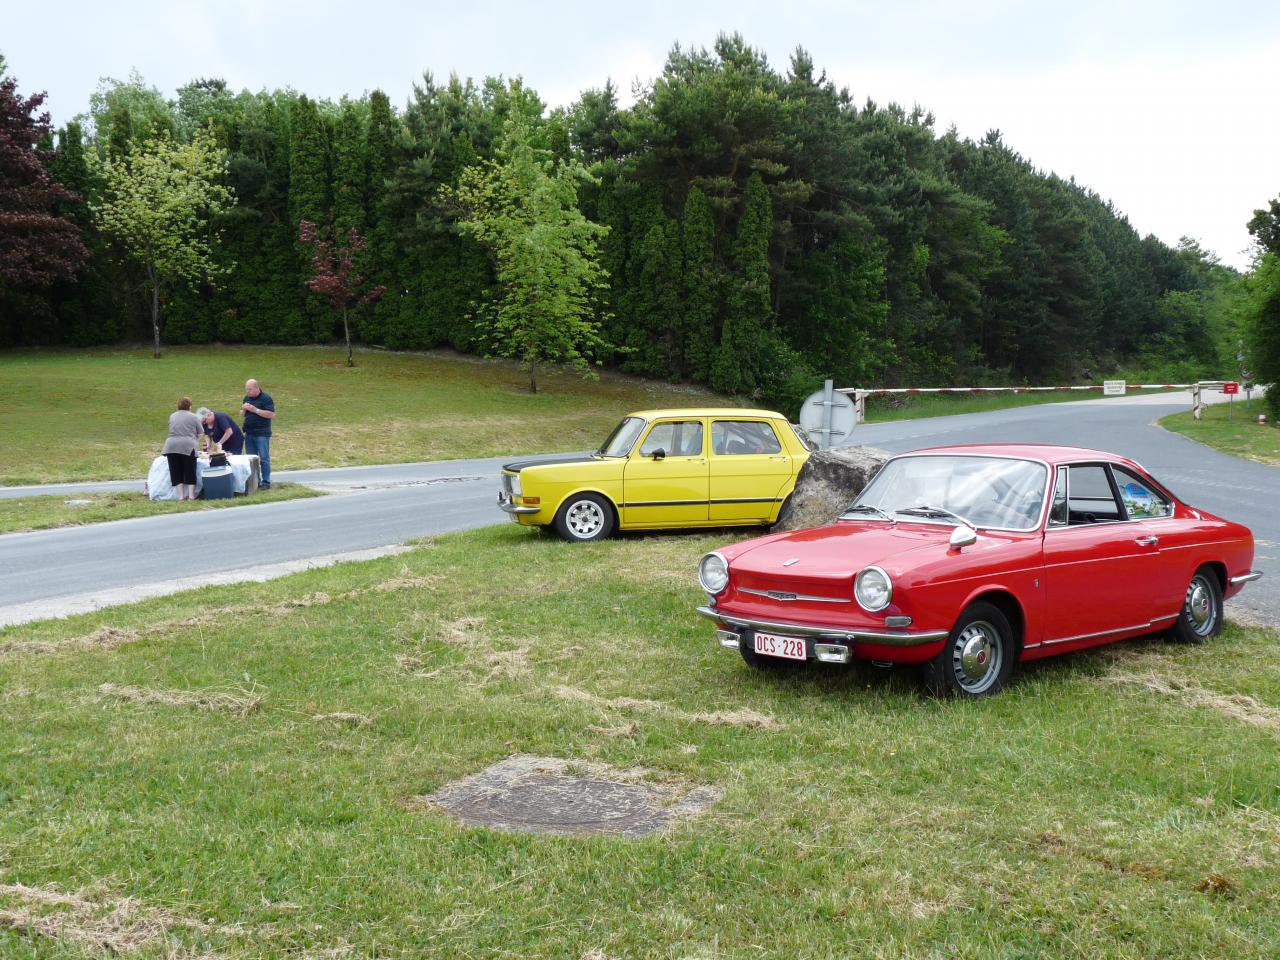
[837, 381, 1238, 424]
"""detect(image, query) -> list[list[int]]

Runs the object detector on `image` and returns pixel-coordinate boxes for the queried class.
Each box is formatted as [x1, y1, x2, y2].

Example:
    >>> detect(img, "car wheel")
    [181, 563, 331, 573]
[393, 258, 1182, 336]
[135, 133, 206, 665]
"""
[553, 493, 615, 543]
[921, 602, 1014, 698]
[1169, 567, 1223, 644]
[770, 494, 793, 529]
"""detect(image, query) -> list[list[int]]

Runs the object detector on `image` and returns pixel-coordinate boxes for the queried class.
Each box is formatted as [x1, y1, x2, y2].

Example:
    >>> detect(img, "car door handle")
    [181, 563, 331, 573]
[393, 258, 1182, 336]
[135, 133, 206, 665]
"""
[1134, 536, 1159, 547]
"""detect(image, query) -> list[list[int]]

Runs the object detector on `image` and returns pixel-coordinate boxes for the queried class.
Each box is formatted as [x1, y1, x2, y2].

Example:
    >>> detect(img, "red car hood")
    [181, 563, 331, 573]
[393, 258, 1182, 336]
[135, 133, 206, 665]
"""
[728, 521, 952, 583]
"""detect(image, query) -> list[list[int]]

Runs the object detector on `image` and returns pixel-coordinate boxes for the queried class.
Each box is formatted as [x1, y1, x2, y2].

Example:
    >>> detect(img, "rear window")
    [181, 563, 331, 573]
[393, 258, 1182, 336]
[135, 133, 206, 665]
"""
[712, 420, 782, 455]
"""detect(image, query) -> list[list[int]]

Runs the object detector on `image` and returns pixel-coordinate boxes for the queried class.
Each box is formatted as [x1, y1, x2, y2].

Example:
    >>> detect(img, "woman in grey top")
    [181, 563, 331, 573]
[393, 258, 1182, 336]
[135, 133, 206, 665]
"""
[162, 397, 203, 501]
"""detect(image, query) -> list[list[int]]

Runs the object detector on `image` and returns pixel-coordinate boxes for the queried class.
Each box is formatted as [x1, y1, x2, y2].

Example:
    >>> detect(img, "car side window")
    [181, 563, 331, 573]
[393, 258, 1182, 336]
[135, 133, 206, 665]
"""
[639, 421, 704, 457]
[712, 420, 782, 455]
[1065, 464, 1124, 524]
[1111, 466, 1173, 519]
[1048, 467, 1068, 527]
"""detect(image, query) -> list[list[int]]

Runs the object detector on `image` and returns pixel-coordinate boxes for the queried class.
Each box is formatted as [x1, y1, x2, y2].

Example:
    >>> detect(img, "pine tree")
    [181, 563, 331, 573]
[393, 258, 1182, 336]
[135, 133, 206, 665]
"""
[332, 100, 366, 233]
[712, 173, 772, 393]
[288, 95, 329, 228]
[681, 185, 718, 380]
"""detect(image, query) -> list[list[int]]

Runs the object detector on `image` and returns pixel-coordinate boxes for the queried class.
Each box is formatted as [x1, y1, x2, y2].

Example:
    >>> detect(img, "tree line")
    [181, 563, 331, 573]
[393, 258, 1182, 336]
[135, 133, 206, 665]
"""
[0, 37, 1264, 410]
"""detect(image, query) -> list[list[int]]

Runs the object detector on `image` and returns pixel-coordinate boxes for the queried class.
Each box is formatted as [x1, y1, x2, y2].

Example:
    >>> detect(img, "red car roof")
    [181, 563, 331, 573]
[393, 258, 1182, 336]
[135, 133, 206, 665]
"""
[898, 443, 1144, 470]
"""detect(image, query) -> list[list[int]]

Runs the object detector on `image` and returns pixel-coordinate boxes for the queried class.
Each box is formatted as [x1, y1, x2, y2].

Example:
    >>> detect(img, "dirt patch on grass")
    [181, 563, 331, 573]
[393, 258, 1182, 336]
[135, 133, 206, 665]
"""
[1, 625, 141, 657]
[554, 685, 784, 730]
[311, 711, 372, 727]
[411, 754, 721, 837]
[1105, 671, 1280, 730]
[0, 880, 233, 954]
[97, 683, 264, 716]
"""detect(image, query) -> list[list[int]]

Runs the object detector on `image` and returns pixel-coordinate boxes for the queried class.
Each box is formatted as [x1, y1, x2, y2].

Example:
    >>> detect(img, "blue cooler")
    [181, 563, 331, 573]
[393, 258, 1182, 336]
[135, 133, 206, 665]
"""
[202, 465, 235, 500]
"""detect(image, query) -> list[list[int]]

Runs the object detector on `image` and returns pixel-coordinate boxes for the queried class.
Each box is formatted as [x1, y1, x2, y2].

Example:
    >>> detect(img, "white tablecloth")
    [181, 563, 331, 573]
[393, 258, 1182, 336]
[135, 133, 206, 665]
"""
[146, 454, 260, 501]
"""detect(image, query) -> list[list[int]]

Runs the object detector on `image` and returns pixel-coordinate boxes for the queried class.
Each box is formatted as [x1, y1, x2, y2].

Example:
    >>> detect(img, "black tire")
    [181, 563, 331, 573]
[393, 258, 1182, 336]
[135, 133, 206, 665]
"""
[553, 493, 615, 543]
[921, 602, 1015, 698]
[770, 494, 794, 529]
[1169, 567, 1223, 644]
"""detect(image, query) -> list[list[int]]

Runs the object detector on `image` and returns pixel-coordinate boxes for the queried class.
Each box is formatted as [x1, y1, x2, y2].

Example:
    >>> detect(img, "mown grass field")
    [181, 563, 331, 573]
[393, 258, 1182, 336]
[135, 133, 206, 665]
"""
[1, 525, 1276, 958]
[1160, 402, 1280, 465]
[0, 347, 724, 485]
[0, 485, 319, 535]
[862, 389, 1161, 423]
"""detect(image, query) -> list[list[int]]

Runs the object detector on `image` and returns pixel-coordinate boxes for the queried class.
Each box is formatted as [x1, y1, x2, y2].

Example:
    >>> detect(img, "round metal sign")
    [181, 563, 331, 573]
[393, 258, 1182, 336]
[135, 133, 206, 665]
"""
[798, 386, 857, 448]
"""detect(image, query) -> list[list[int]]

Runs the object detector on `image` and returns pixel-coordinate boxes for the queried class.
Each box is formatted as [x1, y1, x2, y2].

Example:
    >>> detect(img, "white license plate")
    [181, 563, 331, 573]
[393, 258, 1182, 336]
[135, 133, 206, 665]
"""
[753, 631, 807, 661]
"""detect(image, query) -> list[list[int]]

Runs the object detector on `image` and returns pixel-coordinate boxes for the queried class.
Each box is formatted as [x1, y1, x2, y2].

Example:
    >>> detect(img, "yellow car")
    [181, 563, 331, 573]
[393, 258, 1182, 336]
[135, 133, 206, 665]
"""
[497, 408, 813, 541]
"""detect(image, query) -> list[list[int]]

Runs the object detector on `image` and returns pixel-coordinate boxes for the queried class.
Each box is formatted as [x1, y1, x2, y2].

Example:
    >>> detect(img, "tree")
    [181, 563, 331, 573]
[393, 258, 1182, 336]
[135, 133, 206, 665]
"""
[712, 172, 772, 393]
[1248, 197, 1280, 257]
[94, 128, 235, 357]
[298, 220, 385, 366]
[0, 70, 89, 294]
[332, 100, 366, 233]
[452, 117, 611, 392]
[1246, 254, 1280, 420]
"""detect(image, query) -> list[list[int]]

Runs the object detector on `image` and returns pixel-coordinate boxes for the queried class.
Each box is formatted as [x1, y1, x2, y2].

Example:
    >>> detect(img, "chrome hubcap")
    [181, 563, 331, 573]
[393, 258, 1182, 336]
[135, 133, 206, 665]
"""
[566, 500, 604, 538]
[952, 621, 1002, 693]
[1185, 576, 1217, 635]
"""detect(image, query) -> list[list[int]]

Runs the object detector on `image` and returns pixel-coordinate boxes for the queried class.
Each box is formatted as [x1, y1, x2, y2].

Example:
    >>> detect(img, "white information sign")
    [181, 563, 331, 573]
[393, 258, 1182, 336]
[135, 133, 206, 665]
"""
[1103, 380, 1126, 396]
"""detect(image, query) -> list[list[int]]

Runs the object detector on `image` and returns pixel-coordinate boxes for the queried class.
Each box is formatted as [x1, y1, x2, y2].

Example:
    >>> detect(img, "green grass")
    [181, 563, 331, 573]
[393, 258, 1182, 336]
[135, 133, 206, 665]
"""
[0, 346, 725, 485]
[1160, 402, 1280, 465]
[0, 484, 319, 535]
[1, 525, 1277, 958]
[864, 388, 1142, 422]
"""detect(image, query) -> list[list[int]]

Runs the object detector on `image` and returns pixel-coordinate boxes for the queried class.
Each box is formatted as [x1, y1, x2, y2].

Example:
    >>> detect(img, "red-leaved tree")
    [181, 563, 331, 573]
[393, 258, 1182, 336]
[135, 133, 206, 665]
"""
[0, 72, 89, 293]
[299, 220, 385, 367]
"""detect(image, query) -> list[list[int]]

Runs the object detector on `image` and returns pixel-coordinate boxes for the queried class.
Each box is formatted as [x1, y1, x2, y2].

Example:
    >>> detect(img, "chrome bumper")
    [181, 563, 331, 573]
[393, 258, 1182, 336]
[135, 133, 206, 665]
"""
[497, 493, 540, 516]
[1231, 570, 1263, 585]
[696, 605, 948, 646]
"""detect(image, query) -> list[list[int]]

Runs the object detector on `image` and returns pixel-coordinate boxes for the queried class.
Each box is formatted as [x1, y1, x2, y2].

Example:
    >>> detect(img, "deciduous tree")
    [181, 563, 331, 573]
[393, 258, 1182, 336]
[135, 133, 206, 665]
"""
[298, 220, 385, 366]
[0, 71, 89, 294]
[94, 128, 235, 357]
[452, 117, 610, 392]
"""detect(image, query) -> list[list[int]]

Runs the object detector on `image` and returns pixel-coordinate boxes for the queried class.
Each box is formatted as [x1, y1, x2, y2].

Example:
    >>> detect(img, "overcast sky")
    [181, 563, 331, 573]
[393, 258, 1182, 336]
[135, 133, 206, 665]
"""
[6, 0, 1278, 268]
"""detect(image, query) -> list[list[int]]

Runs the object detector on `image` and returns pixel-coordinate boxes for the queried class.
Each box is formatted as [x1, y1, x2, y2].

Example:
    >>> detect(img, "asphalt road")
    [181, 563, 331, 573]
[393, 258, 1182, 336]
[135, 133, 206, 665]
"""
[0, 392, 1274, 628]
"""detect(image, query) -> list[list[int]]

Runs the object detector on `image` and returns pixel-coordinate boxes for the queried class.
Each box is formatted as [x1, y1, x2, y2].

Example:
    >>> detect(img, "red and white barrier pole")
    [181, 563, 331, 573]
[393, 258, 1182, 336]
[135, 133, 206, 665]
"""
[837, 383, 1200, 424]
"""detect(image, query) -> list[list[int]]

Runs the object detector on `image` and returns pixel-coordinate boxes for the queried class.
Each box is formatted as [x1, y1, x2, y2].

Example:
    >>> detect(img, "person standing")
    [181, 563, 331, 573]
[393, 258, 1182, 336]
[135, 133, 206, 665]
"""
[196, 406, 244, 455]
[242, 378, 276, 489]
[162, 397, 203, 501]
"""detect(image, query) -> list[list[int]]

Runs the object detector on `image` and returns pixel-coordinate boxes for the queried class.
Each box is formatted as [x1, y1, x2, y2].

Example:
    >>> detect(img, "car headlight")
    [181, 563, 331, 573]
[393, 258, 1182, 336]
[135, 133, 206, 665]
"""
[855, 566, 892, 612]
[699, 552, 730, 594]
[509, 473, 522, 497]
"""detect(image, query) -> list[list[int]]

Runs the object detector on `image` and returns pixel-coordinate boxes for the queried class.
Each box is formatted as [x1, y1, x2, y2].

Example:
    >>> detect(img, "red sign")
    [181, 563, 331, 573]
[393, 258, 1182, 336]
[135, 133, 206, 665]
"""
[1223, 381, 1240, 395]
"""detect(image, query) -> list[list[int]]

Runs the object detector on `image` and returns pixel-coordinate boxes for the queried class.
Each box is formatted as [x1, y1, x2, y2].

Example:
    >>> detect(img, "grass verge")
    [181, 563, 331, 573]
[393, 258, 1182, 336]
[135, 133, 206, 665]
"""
[0, 346, 724, 485]
[1160, 402, 1280, 465]
[863, 388, 1166, 422]
[1, 525, 1277, 958]
[0, 484, 320, 535]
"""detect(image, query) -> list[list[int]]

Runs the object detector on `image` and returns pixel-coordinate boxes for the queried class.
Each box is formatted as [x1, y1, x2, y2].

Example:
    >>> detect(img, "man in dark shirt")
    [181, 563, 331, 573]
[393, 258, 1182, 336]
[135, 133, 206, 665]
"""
[242, 378, 277, 488]
[196, 407, 244, 455]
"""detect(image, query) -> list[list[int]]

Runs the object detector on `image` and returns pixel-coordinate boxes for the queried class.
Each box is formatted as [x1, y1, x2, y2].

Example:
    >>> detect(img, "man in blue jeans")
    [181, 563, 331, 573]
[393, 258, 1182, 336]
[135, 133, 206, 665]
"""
[242, 378, 276, 489]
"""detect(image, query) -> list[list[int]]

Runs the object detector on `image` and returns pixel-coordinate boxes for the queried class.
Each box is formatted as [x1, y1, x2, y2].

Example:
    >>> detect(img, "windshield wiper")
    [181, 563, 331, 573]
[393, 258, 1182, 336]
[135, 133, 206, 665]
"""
[842, 503, 894, 522]
[897, 505, 977, 530]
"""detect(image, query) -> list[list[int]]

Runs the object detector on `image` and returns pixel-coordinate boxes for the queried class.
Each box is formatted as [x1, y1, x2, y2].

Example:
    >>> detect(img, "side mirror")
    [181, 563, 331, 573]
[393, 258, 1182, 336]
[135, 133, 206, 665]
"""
[949, 526, 977, 550]
[651, 448, 666, 461]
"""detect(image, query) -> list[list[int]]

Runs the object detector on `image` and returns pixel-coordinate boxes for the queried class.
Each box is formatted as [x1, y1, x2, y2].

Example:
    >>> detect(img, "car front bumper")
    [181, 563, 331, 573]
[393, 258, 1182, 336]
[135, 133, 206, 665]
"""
[497, 492, 541, 515]
[696, 605, 948, 647]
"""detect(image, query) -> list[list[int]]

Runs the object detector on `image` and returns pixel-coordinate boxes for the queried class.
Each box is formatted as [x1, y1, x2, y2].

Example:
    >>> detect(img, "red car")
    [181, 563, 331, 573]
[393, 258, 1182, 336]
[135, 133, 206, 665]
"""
[696, 444, 1261, 697]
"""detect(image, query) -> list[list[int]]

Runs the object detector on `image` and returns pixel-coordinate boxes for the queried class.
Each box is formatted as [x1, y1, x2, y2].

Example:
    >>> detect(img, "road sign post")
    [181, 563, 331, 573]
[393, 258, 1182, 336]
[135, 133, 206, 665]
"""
[1224, 381, 1239, 421]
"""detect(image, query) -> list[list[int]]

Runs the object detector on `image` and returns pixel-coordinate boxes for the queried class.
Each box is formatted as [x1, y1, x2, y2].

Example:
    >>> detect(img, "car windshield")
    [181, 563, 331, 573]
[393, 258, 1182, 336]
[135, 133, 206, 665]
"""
[844, 455, 1049, 531]
[597, 416, 647, 457]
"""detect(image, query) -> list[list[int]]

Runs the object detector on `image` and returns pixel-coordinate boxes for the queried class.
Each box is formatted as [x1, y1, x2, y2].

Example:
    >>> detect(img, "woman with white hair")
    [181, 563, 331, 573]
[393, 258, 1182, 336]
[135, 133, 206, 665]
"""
[162, 397, 202, 501]
[195, 406, 244, 455]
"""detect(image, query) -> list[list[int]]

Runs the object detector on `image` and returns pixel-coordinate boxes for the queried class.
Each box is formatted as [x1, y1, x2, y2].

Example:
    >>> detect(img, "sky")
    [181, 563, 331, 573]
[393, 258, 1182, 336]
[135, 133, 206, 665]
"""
[6, 0, 1278, 268]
